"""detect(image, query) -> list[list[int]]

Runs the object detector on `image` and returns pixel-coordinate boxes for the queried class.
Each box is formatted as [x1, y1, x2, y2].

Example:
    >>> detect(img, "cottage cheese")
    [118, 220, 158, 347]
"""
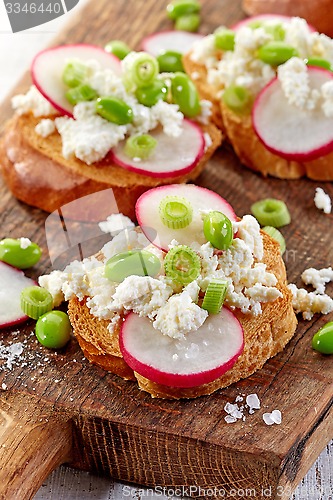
[321, 81, 333, 117]
[19, 237, 31, 250]
[288, 283, 333, 320]
[35, 118, 56, 138]
[301, 267, 333, 294]
[153, 282, 207, 339]
[98, 213, 135, 235]
[11, 85, 57, 117]
[314, 187, 332, 214]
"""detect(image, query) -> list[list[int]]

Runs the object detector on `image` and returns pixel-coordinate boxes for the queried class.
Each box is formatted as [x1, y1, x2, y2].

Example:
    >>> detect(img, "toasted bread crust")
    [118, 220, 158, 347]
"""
[183, 51, 333, 180]
[68, 232, 297, 399]
[0, 113, 222, 219]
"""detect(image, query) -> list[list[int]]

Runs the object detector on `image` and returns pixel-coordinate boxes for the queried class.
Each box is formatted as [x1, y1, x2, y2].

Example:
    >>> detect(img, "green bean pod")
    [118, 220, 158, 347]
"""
[171, 72, 201, 118]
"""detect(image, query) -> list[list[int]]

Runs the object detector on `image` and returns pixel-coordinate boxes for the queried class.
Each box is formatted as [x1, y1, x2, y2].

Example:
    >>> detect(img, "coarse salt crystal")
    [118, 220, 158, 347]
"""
[1, 383, 7, 390]
[246, 393, 261, 411]
[263, 409, 282, 425]
[20, 237, 31, 250]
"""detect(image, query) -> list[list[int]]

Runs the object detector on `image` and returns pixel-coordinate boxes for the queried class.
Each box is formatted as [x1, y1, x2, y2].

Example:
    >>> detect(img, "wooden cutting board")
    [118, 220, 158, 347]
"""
[0, 1, 332, 498]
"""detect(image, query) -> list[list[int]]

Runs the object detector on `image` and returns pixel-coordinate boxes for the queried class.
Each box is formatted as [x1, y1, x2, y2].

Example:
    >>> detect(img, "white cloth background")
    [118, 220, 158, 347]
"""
[0, 2, 331, 498]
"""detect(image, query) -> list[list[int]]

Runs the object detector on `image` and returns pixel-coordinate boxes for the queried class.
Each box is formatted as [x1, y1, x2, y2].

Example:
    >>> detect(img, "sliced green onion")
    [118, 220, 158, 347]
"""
[251, 199, 291, 228]
[159, 196, 193, 229]
[258, 42, 298, 66]
[124, 134, 157, 160]
[164, 245, 200, 285]
[65, 84, 97, 105]
[62, 61, 87, 88]
[171, 72, 201, 117]
[222, 85, 252, 113]
[215, 29, 235, 51]
[105, 250, 161, 282]
[175, 13, 200, 32]
[104, 40, 131, 60]
[21, 286, 53, 320]
[167, 0, 200, 20]
[306, 57, 332, 71]
[122, 52, 159, 89]
[135, 80, 168, 107]
[262, 226, 286, 254]
[157, 51, 184, 73]
[203, 211, 233, 250]
[95, 96, 133, 125]
[312, 321, 333, 354]
[202, 279, 228, 314]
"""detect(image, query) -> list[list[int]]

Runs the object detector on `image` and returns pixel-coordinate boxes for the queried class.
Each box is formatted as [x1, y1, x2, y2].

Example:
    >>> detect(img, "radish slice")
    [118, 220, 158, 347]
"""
[112, 120, 204, 178]
[120, 308, 244, 388]
[231, 14, 315, 32]
[141, 30, 204, 56]
[252, 67, 333, 161]
[0, 262, 36, 329]
[31, 44, 122, 116]
[136, 184, 237, 251]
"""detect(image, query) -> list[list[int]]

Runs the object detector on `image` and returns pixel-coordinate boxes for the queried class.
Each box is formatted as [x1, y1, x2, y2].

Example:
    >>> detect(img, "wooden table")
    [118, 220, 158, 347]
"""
[0, 1, 332, 499]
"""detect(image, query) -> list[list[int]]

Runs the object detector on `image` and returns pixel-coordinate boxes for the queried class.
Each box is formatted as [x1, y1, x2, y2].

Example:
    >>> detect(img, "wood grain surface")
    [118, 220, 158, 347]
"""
[0, 1, 332, 499]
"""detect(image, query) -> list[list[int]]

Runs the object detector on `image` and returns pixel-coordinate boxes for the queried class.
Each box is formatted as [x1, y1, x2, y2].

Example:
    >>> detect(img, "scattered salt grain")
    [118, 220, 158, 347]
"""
[235, 395, 243, 402]
[19, 237, 31, 250]
[1, 383, 7, 390]
[314, 187, 331, 214]
[246, 393, 261, 413]
[224, 415, 237, 424]
[0, 342, 24, 370]
[263, 409, 282, 425]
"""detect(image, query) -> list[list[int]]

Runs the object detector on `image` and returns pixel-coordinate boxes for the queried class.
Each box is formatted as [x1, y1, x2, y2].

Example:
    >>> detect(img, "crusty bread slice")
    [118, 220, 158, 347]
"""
[0, 113, 222, 220]
[68, 231, 297, 399]
[183, 51, 333, 181]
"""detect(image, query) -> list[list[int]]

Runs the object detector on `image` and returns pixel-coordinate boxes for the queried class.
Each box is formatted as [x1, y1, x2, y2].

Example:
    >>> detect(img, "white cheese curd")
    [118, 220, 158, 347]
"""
[284, 17, 313, 59]
[153, 282, 207, 339]
[38, 270, 66, 307]
[301, 267, 333, 295]
[197, 99, 213, 125]
[11, 85, 57, 117]
[98, 213, 135, 235]
[321, 81, 333, 117]
[55, 103, 127, 165]
[288, 283, 333, 320]
[35, 118, 56, 138]
[111, 275, 173, 319]
[19, 237, 31, 250]
[190, 34, 217, 67]
[314, 187, 332, 214]
[150, 100, 183, 137]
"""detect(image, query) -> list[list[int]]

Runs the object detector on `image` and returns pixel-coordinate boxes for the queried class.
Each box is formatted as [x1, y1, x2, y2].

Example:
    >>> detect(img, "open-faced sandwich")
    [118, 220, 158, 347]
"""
[0, 44, 221, 219]
[183, 15, 333, 180]
[36, 184, 297, 399]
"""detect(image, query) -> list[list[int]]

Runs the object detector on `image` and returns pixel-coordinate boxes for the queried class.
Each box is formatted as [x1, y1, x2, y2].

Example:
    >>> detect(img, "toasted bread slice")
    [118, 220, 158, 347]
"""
[68, 231, 297, 399]
[0, 113, 222, 220]
[183, 51, 333, 181]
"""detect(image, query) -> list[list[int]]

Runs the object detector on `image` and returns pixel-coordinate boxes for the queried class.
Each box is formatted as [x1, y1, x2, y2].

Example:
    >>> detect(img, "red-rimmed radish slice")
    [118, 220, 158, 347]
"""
[231, 14, 316, 32]
[31, 44, 122, 117]
[0, 262, 36, 329]
[252, 67, 333, 161]
[136, 184, 237, 251]
[120, 308, 244, 388]
[141, 30, 204, 56]
[112, 120, 204, 178]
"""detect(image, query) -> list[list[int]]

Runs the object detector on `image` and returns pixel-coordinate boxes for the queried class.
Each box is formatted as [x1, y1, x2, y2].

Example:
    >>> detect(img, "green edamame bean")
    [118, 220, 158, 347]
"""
[306, 57, 332, 71]
[203, 211, 233, 250]
[167, 0, 200, 21]
[62, 61, 87, 88]
[157, 51, 184, 73]
[171, 72, 201, 118]
[104, 40, 131, 60]
[258, 41, 298, 66]
[222, 85, 252, 113]
[65, 84, 97, 105]
[95, 96, 133, 125]
[312, 321, 333, 354]
[264, 23, 285, 41]
[35, 311, 71, 349]
[175, 13, 200, 32]
[215, 29, 235, 51]
[135, 80, 168, 107]
[0, 238, 42, 269]
[105, 250, 161, 282]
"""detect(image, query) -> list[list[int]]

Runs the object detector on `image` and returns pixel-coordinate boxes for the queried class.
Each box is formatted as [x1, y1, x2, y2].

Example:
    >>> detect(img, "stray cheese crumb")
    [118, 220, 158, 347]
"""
[314, 187, 332, 214]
